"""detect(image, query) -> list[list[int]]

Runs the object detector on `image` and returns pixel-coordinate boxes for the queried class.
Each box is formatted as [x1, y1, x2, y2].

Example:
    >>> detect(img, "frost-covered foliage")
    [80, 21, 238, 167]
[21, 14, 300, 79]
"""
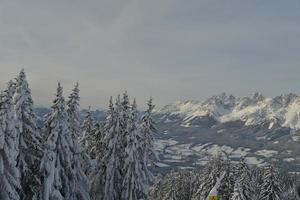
[231, 160, 255, 200]
[13, 69, 42, 200]
[39, 83, 76, 200]
[0, 81, 21, 200]
[150, 171, 192, 200]
[90, 95, 124, 200]
[66, 83, 90, 200]
[92, 96, 125, 200]
[139, 97, 158, 185]
[67, 82, 81, 143]
[259, 166, 283, 200]
[150, 156, 297, 200]
[122, 99, 147, 200]
[80, 107, 97, 158]
[90, 94, 157, 200]
[89, 123, 104, 161]
[0, 71, 159, 200]
[191, 155, 232, 200]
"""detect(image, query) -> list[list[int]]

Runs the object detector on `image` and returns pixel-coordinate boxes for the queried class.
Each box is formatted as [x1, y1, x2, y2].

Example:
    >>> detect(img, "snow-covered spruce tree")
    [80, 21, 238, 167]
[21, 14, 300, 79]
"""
[218, 156, 235, 200]
[7, 80, 16, 97]
[90, 123, 104, 162]
[66, 82, 90, 200]
[139, 97, 157, 185]
[39, 83, 75, 200]
[259, 165, 283, 200]
[280, 173, 299, 200]
[90, 96, 123, 200]
[252, 165, 264, 198]
[191, 155, 227, 200]
[67, 82, 81, 150]
[80, 106, 96, 158]
[150, 171, 192, 200]
[168, 175, 177, 200]
[172, 171, 192, 200]
[0, 82, 21, 200]
[231, 160, 255, 200]
[13, 69, 42, 200]
[281, 188, 298, 200]
[149, 174, 163, 200]
[119, 92, 131, 163]
[121, 99, 147, 200]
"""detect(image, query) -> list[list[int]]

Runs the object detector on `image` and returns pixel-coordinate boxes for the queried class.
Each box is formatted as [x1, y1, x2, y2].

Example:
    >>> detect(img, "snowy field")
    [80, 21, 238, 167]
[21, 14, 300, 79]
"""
[154, 139, 269, 170]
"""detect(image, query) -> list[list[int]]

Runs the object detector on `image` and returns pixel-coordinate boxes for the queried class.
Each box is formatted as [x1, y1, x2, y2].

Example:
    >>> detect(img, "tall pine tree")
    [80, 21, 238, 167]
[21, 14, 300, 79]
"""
[191, 155, 226, 200]
[259, 166, 282, 200]
[13, 69, 42, 200]
[121, 99, 147, 200]
[80, 106, 96, 158]
[139, 97, 157, 185]
[231, 160, 255, 200]
[0, 81, 21, 200]
[66, 82, 90, 200]
[90, 96, 123, 200]
[39, 83, 74, 200]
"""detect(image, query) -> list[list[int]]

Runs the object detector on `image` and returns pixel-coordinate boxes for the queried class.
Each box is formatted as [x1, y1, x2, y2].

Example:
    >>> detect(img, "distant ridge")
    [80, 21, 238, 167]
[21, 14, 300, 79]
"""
[156, 92, 300, 130]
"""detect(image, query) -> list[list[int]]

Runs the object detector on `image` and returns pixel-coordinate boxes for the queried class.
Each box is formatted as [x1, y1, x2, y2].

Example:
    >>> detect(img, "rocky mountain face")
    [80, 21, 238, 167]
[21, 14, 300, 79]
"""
[153, 93, 300, 174]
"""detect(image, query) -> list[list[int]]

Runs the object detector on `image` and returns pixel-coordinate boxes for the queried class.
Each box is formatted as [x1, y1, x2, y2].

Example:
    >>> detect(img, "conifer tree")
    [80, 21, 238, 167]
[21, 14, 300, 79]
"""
[90, 123, 104, 161]
[90, 97, 113, 200]
[232, 173, 255, 200]
[39, 83, 74, 200]
[191, 155, 226, 200]
[281, 173, 298, 200]
[150, 171, 191, 200]
[231, 160, 255, 200]
[259, 166, 282, 200]
[80, 106, 96, 157]
[13, 69, 42, 200]
[7, 80, 16, 97]
[66, 82, 90, 200]
[139, 97, 157, 185]
[90, 96, 123, 200]
[0, 82, 21, 200]
[67, 82, 81, 147]
[119, 92, 131, 168]
[121, 99, 147, 200]
[149, 174, 163, 200]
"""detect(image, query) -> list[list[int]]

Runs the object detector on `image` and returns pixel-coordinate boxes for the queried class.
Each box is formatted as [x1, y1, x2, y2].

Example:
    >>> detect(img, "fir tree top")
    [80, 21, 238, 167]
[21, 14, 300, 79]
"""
[52, 82, 65, 112]
[67, 82, 80, 109]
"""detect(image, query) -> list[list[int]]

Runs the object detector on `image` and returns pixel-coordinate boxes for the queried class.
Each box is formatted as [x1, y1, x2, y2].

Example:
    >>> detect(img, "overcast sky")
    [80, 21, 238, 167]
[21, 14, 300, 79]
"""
[0, 0, 300, 108]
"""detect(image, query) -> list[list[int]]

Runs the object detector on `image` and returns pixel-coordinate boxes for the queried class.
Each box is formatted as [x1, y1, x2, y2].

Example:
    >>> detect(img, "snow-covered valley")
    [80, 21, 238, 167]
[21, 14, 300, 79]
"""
[152, 93, 300, 173]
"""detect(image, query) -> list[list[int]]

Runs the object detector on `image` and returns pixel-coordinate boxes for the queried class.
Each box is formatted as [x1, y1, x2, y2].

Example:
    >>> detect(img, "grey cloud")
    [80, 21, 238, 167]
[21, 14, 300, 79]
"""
[0, 0, 300, 108]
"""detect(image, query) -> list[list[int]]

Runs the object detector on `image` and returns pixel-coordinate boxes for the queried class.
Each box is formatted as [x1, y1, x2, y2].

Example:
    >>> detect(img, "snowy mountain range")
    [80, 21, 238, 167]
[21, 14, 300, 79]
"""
[157, 92, 300, 130]
[151, 93, 300, 173]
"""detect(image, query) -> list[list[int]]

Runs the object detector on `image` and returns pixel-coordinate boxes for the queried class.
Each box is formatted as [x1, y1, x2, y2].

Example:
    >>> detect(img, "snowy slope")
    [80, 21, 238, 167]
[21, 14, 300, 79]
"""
[157, 93, 300, 130]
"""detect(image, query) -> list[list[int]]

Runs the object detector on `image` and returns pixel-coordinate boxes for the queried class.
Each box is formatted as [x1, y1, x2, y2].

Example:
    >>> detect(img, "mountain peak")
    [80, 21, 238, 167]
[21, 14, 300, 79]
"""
[157, 93, 300, 130]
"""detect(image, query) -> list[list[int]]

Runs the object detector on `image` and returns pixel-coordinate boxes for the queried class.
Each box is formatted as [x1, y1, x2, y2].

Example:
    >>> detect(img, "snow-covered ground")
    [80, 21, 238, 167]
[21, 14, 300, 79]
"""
[154, 139, 268, 168]
[255, 149, 278, 158]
